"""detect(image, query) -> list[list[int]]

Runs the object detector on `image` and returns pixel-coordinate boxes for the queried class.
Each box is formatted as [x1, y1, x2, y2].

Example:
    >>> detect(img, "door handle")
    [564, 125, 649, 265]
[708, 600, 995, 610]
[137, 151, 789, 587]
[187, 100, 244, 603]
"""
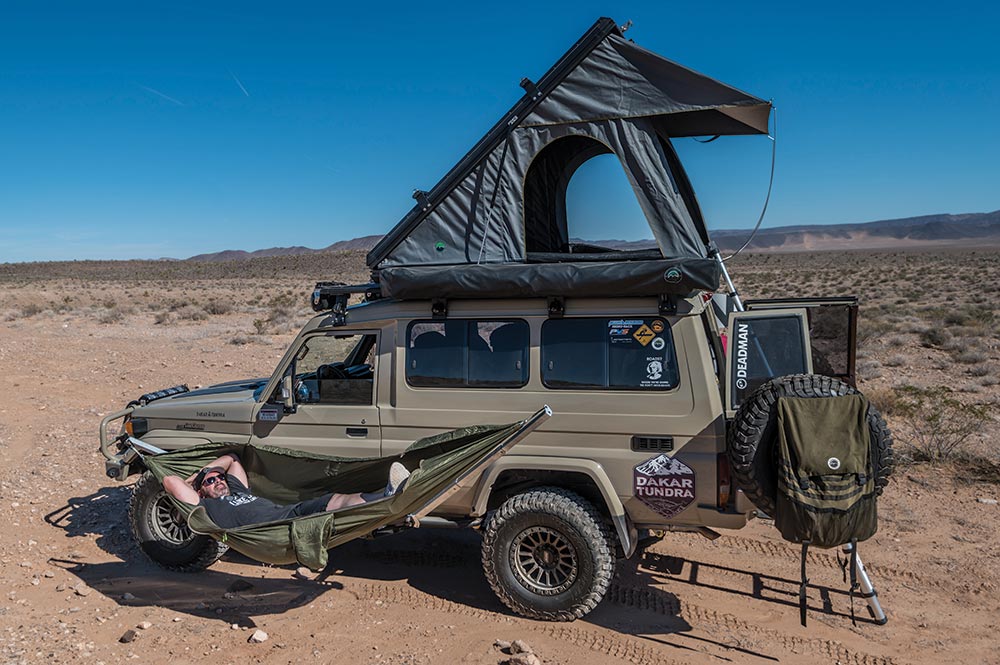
[346, 427, 368, 438]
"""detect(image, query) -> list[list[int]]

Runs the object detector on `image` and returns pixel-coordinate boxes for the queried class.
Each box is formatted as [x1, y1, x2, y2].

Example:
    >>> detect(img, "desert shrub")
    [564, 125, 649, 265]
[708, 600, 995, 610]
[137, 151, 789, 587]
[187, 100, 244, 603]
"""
[154, 311, 173, 325]
[230, 335, 254, 345]
[968, 364, 993, 378]
[856, 317, 895, 348]
[955, 350, 988, 364]
[176, 305, 208, 321]
[203, 300, 233, 316]
[920, 328, 952, 348]
[857, 360, 882, 381]
[20, 303, 45, 317]
[892, 386, 990, 462]
[884, 354, 906, 367]
[253, 318, 268, 335]
[863, 385, 900, 416]
[886, 334, 908, 347]
[99, 307, 126, 324]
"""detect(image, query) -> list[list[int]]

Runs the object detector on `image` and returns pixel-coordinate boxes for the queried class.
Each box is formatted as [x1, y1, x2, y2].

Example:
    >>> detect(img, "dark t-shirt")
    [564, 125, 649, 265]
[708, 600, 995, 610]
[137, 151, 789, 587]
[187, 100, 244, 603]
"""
[201, 474, 300, 528]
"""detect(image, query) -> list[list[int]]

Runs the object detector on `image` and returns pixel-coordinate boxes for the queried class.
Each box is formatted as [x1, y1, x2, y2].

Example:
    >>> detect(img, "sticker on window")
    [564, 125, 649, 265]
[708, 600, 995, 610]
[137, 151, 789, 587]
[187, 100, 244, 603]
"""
[634, 454, 696, 519]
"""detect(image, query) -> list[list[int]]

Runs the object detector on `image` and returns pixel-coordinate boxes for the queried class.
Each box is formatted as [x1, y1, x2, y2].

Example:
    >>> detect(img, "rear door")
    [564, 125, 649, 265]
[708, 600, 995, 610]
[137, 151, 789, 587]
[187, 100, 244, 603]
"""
[251, 331, 381, 458]
[724, 309, 812, 419]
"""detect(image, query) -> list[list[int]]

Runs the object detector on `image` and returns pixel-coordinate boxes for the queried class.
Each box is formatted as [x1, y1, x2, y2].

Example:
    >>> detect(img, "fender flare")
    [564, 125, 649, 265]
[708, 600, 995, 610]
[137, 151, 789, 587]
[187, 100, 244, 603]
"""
[471, 456, 638, 558]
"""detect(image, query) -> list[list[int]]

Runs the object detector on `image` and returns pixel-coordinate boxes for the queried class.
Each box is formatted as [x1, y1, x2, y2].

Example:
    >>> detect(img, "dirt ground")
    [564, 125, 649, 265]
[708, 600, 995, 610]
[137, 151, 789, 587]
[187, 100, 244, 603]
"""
[1, 257, 998, 664]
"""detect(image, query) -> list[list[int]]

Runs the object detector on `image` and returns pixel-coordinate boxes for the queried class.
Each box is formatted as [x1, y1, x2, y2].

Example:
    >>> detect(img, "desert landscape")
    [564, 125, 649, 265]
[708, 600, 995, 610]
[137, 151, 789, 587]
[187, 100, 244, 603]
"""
[0, 247, 998, 664]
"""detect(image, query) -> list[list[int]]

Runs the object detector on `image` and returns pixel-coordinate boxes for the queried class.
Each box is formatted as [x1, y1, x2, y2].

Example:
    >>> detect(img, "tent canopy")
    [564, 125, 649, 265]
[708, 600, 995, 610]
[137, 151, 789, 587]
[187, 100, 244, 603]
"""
[366, 17, 770, 300]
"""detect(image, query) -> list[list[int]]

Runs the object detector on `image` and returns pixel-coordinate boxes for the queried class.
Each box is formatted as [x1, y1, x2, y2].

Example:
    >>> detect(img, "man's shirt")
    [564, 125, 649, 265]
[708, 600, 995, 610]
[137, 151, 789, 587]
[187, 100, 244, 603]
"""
[200, 474, 300, 528]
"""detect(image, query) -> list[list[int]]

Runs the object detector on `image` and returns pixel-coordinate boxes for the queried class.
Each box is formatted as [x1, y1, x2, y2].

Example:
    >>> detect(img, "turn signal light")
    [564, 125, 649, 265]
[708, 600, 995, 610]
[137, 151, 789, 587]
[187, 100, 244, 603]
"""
[717, 453, 732, 510]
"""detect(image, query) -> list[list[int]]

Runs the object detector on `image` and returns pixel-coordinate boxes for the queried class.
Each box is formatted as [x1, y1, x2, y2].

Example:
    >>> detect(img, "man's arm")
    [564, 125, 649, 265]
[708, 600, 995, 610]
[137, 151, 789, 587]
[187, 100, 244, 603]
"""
[163, 475, 200, 506]
[183, 452, 250, 487]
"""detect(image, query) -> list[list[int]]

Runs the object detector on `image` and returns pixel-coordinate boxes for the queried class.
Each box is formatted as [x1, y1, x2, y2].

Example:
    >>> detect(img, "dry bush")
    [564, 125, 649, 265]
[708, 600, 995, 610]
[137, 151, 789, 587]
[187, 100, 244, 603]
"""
[920, 328, 952, 348]
[176, 305, 208, 321]
[20, 303, 45, 317]
[203, 300, 233, 316]
[154, 311, 173, 325]
[892, 385, 990, 462]
[955, 349, 989, 364]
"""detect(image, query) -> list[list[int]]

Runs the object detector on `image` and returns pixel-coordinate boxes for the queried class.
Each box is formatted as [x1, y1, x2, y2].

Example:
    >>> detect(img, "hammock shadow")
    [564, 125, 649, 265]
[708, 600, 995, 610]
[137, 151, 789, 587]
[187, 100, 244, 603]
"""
[47, 556, 341, 628]
[632, 549, 881, 625]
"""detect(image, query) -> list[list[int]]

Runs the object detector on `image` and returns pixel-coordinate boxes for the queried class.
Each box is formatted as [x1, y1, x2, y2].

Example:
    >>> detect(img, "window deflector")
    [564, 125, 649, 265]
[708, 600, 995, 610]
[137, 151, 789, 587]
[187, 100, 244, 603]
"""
[724, 309, 812, 419]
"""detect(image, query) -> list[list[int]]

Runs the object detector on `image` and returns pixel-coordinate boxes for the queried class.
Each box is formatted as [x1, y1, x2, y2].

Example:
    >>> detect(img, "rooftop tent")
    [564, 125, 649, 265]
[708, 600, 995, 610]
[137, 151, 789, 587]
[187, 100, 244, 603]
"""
[367, 17, 771, 299]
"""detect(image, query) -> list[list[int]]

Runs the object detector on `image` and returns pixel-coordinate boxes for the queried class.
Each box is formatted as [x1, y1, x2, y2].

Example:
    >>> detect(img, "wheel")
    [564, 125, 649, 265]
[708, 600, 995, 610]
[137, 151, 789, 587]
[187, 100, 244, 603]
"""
[481, 487, 614, 621]
[727, 374, 894, 516]
[128, 472, 228, 571]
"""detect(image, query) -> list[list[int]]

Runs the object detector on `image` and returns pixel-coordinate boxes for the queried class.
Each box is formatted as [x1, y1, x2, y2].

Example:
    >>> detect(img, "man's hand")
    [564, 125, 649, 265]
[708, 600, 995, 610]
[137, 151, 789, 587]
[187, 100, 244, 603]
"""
[184, 452, 249, 487]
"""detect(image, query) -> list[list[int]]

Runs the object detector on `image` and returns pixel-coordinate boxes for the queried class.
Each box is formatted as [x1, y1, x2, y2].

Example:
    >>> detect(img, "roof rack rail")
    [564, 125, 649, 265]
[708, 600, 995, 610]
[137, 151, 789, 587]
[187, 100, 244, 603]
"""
[311, 282, 382, 321]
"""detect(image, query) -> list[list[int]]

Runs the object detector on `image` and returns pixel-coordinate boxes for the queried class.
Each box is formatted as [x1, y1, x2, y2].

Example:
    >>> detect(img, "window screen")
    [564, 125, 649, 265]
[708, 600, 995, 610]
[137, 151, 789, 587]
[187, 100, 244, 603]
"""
[541, 318, 678, 390]
[407, 320, 528, 388]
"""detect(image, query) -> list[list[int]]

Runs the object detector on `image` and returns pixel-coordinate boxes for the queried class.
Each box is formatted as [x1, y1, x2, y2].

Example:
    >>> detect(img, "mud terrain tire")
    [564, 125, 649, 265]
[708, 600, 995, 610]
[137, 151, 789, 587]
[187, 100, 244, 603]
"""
[728, 374, 894, 516]
[481, 487, 614, 621]
[129, 472, 227, 571]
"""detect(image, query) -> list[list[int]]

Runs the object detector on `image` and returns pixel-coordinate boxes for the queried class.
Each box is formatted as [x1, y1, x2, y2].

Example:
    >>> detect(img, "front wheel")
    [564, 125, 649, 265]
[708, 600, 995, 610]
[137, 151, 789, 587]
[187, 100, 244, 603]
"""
[481, 487, 614, 621]
[128, 472, 227, 572]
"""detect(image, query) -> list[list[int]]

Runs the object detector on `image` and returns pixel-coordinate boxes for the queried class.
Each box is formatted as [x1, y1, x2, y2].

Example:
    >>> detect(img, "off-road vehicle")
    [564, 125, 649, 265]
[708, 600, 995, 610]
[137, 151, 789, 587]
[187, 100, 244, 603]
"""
[98, 18, 892, 621]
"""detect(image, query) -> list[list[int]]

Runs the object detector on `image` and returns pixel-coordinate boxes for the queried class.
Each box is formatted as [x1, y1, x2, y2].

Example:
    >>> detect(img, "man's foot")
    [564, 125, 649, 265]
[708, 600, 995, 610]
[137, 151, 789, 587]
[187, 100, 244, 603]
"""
[384, 462, 411, 497]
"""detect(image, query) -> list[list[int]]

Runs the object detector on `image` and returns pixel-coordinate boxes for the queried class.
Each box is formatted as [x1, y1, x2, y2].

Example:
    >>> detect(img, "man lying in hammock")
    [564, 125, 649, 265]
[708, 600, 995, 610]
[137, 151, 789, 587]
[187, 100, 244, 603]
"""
[162, 453, 411, 529]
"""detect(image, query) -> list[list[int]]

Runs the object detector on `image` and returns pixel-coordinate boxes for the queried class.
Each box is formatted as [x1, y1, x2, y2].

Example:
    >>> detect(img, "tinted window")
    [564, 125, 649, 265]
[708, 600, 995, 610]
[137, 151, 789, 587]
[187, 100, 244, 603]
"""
[730, 315, 808, 408]
[542, 318, 678, 390]
[407, 320, 528, 388]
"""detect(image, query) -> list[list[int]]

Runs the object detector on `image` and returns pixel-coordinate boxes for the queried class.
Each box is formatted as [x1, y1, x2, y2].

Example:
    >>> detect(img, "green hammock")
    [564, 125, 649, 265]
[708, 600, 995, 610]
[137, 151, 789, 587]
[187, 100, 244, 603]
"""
[142, 408, 549, 571]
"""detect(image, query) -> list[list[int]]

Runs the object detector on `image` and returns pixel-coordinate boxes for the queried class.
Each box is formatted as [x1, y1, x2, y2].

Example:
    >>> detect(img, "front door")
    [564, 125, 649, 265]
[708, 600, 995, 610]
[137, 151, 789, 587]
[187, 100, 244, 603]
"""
[251, 331, 381, 458]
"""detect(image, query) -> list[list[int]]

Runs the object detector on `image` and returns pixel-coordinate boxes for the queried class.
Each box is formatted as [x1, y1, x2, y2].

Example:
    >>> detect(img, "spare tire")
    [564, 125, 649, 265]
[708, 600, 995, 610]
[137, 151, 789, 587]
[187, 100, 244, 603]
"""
[727, 374, 894, 516]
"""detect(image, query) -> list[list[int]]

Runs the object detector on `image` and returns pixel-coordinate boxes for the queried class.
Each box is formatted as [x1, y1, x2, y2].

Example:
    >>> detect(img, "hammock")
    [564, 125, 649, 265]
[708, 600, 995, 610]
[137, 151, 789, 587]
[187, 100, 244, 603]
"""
[141, 407, 550, 571]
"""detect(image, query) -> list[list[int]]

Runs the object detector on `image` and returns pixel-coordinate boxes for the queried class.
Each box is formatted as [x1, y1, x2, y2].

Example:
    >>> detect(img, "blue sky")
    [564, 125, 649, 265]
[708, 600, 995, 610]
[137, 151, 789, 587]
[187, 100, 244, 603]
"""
[1, 1, 997, 262]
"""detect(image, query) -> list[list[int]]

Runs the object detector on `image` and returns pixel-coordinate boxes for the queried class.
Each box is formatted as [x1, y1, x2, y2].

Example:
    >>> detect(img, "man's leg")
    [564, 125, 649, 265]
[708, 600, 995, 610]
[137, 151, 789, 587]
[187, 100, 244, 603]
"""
[324, 492, 366, 511]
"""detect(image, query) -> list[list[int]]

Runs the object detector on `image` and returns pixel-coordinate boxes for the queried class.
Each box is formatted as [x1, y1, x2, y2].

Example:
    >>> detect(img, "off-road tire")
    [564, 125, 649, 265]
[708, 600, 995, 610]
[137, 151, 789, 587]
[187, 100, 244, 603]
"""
[481, 487, 614, 621]
[728, 374, 894, 516]
[128, 472, 227, 572]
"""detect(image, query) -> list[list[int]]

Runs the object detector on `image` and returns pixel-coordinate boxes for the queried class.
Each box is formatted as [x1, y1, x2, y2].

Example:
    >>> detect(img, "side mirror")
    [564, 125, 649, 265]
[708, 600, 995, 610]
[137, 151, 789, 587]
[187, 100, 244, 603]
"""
[281, 375, 295, 412]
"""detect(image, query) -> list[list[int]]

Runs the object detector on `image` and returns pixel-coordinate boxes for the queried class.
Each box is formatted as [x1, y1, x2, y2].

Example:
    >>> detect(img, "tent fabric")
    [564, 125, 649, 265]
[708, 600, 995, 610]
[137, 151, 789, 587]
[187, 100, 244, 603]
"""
[378, 258, 720, 300]
[379, 117, 709, 269]
[143, 422, 523, 571]
[367, 19, 771, 278]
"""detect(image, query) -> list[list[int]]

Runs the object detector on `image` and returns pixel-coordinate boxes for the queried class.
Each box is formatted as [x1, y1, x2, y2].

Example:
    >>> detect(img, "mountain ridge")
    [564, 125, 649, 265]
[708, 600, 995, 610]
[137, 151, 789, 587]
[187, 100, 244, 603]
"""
[184, 211, 1000, 261]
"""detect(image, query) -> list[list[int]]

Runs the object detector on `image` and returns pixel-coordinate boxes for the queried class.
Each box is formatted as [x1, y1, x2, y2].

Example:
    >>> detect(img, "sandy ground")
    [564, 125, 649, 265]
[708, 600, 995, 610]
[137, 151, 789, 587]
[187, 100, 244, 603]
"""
[1, 307, 998, 665]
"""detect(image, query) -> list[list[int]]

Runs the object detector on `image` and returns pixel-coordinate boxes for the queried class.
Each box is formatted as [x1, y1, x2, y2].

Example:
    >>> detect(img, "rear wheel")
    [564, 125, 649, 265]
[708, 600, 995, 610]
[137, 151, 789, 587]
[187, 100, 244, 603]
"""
[129, 473, 227, 571]
[481, 487, 614, 621]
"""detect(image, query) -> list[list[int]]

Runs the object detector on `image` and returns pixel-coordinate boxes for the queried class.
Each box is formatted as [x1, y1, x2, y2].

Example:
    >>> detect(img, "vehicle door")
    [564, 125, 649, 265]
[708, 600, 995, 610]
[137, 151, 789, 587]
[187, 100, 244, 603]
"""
[251, 331, 381, 458]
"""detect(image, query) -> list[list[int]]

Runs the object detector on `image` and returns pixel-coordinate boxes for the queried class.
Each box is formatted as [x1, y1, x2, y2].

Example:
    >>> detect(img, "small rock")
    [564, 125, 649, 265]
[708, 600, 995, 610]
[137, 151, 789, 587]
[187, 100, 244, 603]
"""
[43, 571, 54, 578]
[136, 621, 152, 630]
[18, 561, 32, 568]
[248, 629, 268, 644]
[118, 630, 138, 644]
[294, 567, 313, 579]
[121, 593, 136, 601]
[511, 640, 533, 655]
[74, 584, 92, 597]
[172, 617, 182, 622]
[56, 584, 67, 592]
[227, 579, 254, 592]
[494, 639, 512, 652]
[506, 655, 541, 665]
[977, 497, 998, 505]
[231, 624, 240, 630]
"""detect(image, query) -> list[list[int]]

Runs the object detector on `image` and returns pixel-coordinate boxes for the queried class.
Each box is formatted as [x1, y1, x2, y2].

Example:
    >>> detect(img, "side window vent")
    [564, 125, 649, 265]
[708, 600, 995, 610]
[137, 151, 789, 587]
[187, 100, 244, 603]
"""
[631, 436, 674, 452]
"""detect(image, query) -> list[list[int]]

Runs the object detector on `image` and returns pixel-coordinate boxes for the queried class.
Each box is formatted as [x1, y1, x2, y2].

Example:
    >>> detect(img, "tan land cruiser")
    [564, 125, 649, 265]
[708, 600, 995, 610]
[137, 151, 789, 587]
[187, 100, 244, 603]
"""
[97, 18, 891, 621]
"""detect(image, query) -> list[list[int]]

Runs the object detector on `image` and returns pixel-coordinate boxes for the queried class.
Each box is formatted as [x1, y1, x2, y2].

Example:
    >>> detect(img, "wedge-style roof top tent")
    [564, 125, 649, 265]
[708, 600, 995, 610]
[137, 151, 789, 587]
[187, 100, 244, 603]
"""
[366, 17, 772, 301]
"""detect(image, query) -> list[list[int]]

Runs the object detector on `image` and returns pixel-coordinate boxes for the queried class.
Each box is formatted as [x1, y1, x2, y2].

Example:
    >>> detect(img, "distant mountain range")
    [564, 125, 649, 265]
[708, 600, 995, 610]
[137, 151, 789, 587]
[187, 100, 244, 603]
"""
[185, 211, 1000, 261]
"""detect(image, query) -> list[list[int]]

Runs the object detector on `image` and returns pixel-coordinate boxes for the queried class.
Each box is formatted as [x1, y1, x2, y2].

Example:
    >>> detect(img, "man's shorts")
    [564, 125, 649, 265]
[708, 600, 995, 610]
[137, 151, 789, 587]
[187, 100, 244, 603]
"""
[286, 493, 335, 518]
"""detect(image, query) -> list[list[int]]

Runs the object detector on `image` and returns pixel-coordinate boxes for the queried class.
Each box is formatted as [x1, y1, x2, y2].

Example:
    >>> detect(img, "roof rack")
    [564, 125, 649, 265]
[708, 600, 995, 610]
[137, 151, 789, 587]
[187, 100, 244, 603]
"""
[311, 282, 382, 324]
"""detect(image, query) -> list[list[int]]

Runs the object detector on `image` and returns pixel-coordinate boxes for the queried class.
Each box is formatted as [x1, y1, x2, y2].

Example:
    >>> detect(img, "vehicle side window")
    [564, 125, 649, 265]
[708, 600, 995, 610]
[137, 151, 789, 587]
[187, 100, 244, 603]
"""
[407, 320, 528, 388]
[291, 333, 376, 405]
[541, 318, 678, 390]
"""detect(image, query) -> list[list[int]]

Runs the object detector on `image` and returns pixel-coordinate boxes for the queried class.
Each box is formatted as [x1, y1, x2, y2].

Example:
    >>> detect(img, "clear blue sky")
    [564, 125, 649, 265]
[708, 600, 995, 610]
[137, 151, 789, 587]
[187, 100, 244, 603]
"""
[1, 1, 997, 262]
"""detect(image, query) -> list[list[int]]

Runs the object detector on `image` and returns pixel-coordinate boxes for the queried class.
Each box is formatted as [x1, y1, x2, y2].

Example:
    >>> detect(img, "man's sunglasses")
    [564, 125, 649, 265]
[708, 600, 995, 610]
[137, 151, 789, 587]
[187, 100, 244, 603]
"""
[201, 475, 224, 488]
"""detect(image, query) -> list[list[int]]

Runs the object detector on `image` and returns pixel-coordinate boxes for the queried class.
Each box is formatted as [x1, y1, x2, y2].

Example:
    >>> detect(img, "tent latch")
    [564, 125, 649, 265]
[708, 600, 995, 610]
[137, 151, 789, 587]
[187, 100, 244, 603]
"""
[431, 299, 448, 319]
[412, 189, 431, 211]
[658, 294, 677, 315]
[519, 77, 540, 100]
[547, 296, 565, 318]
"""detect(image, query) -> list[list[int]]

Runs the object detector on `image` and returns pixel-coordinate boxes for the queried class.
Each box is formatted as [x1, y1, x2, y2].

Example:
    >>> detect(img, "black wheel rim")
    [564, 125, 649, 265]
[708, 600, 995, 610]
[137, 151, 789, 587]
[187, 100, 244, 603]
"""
[510, 526, 578, 596]
[150, 491, 194, 545]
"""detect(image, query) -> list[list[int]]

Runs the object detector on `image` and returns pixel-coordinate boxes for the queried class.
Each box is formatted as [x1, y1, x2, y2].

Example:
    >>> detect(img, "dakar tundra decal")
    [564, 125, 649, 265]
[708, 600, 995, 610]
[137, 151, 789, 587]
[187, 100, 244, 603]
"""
[634, 454, 696, 519]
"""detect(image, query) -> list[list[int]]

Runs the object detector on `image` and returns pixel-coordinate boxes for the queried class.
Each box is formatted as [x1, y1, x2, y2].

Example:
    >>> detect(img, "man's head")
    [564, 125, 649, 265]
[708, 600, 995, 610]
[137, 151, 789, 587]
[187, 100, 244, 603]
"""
[194, 466, 230, 499]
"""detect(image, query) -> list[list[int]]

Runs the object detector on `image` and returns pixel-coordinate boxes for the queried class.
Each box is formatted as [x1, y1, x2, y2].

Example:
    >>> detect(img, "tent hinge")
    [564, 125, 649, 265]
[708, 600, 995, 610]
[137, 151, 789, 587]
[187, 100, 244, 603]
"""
[519, 77, 540, 100]
[412, 189, 431, 211]
[431, 299, 448, 319]
[658, 295, 677, 315]
[547, 297, 565, 318]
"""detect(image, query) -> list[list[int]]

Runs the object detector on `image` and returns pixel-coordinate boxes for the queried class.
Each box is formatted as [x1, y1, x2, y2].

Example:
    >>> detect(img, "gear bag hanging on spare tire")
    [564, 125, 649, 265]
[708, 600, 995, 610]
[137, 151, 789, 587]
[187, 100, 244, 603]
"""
[774, 392, 877, 625]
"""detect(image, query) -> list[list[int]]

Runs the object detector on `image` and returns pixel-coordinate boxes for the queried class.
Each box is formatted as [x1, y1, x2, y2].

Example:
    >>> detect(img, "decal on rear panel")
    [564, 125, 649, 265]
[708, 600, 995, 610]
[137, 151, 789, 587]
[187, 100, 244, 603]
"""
[634, 454, 696, 519]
